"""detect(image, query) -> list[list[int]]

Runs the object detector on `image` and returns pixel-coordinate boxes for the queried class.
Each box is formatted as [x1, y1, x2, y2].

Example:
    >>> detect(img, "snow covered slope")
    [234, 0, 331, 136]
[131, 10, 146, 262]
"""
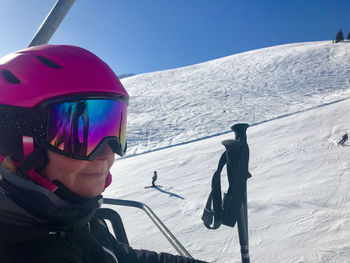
[104, 41, 350, 262]
[106, 98, 350, 262]
[122, 41, 350, 155]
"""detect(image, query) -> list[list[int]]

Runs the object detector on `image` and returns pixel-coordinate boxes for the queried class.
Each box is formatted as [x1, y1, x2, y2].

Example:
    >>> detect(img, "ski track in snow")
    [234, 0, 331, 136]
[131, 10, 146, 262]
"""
[103, 41, 350, 262]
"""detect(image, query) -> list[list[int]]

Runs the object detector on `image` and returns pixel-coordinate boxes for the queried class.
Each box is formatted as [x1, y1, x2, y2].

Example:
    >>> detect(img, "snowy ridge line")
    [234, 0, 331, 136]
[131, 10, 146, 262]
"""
[118, 96, 350, 160]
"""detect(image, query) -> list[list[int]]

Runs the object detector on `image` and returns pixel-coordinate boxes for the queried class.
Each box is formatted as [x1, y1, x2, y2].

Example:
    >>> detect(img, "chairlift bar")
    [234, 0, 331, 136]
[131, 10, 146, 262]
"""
[103, 198, 193, 259]
[28, 0, 75, 47]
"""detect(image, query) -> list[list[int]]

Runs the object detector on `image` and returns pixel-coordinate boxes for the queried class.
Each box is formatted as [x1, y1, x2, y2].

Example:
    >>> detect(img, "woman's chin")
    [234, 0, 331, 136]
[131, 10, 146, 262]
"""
[73, 175, 107, 198]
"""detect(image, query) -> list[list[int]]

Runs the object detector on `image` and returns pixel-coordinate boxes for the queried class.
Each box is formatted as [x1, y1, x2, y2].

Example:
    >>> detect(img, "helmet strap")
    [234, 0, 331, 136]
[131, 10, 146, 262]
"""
[17, 147, 58, 192]
[22, 136, 34, 157]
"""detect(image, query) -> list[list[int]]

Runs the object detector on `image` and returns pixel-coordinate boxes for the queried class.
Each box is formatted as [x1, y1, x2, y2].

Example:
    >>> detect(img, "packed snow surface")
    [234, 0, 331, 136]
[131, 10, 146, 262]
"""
[123, 41, 350, 155]
[104, 41, 350, 262]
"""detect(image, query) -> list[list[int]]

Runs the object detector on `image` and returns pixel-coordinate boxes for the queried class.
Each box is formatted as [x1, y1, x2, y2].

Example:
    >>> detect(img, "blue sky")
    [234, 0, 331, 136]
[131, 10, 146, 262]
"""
[1, 0, 350, 75]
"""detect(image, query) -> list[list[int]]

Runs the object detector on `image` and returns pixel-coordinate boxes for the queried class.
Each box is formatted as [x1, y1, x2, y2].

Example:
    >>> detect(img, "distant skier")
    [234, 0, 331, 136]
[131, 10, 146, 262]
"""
[152, 171, 158, 187]
[339, 133, 348, 146]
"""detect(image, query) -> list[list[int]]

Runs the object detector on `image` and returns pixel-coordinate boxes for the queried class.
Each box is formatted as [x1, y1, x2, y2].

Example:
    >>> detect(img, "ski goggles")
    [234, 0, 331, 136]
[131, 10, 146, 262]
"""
[38, 97, 128, 160]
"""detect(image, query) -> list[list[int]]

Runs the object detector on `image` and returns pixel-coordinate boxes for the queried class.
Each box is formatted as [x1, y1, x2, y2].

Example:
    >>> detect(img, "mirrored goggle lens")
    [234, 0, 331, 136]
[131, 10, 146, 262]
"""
[47, 99, 127, 157]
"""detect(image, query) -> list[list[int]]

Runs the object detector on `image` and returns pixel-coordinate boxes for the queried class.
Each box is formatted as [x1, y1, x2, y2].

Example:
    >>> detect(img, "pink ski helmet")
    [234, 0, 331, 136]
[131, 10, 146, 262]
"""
[0, 45, 129, 164]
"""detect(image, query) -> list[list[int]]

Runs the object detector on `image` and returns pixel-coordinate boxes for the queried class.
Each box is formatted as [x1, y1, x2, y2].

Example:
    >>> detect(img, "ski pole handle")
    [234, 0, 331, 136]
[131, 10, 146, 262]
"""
[231, 123, 249, 143]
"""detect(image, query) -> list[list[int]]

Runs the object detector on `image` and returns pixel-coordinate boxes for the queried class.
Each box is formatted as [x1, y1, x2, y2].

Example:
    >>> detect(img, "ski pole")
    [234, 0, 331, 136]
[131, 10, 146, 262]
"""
[28, 0, 75, 47]
[231, 123, 250, 263]
[237, 190, 250, 263]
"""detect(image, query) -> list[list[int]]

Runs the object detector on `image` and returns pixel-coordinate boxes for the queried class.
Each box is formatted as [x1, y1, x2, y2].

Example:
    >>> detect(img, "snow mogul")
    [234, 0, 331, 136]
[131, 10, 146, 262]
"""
[0, 45, 208, 263]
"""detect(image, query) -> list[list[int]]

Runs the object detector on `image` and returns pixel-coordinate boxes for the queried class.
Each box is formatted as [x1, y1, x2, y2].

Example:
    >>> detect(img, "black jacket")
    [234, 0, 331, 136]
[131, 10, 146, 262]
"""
[0, 167, 207, 263]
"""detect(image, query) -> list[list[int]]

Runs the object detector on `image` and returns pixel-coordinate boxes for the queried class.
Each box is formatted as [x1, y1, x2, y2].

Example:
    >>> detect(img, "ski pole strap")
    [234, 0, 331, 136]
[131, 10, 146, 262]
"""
[202, 138, 251, 230]
[202, 152, 227, 229]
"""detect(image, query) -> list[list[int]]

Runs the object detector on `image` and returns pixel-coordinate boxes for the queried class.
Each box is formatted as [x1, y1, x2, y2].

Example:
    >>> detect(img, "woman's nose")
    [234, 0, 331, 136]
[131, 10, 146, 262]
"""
[96, 144, 114, 161]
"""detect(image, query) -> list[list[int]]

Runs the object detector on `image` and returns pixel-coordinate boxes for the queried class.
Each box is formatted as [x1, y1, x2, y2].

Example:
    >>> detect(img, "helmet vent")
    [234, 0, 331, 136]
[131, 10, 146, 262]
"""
[2, 70, 20, 84]
[36, 56, 62, 69]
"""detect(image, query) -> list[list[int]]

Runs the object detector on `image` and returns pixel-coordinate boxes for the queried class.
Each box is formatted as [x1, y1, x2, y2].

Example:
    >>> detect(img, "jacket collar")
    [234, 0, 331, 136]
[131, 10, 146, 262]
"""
[0, 166, 102, 247]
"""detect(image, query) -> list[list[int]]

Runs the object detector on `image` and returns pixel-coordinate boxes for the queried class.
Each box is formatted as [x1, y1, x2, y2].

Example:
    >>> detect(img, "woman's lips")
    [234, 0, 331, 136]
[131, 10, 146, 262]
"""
[80, 172, 106, 178]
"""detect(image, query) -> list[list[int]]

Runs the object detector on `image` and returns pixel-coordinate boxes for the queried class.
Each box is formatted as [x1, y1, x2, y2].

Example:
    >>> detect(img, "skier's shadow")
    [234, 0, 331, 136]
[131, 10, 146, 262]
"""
[154, 185, 185, 200]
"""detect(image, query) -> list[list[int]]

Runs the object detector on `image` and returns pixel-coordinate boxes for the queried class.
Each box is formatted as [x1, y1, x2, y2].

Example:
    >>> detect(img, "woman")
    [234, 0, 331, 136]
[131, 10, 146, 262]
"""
[0, 45, 207, 263]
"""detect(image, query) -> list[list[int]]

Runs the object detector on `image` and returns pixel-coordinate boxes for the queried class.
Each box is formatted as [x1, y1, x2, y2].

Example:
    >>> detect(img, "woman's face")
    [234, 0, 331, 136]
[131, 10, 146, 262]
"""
[41, 145, 115, 198]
